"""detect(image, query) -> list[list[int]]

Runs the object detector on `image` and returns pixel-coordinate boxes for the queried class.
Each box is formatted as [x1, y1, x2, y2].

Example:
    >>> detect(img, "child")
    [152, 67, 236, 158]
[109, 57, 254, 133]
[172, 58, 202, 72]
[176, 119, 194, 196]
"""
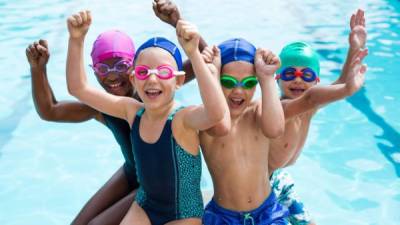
[26, 3, 205, 224]
[26, 33, 139, 225]
[66, 10, 228, 225]
[268, 10, 367, 224]
[268, 9, 368, 174]
[200, 38, 288, 224]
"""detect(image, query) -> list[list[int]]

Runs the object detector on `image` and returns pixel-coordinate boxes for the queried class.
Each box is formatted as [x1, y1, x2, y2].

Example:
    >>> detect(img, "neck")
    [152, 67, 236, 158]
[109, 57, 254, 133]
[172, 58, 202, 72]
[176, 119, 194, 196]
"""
[144, 100, 176, 121]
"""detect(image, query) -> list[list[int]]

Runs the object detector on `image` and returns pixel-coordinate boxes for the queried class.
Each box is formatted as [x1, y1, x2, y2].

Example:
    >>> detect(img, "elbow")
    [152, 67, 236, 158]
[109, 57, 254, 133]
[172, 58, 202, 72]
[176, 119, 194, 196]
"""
[37, 109, 57, 122]
[207, 107, 227, 126]
[262, 126, 284, 139]
[262, 118, 285, 138]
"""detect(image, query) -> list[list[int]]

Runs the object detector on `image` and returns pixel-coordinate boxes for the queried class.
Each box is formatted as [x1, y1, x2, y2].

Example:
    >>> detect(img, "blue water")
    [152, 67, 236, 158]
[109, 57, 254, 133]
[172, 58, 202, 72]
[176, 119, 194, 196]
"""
[0, 0, 399, 224]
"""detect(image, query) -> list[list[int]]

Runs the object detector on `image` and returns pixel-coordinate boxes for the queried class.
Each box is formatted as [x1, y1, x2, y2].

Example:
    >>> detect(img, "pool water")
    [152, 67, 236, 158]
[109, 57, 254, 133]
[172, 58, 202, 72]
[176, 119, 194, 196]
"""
[0, 0, 399, 224]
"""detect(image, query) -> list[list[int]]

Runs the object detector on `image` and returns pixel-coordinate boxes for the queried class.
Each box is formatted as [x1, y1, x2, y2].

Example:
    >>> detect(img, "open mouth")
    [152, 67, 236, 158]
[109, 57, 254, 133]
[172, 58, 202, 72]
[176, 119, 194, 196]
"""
[107, 81, 123, 89]
[145, 89, 162, 99]
[229, 97, 245, 108]
[289, 88, 305, 95]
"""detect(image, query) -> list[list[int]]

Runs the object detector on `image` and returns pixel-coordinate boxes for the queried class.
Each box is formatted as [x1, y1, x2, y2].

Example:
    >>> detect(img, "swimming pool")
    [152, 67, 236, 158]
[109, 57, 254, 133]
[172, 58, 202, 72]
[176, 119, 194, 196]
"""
[0, 0, 399, 224]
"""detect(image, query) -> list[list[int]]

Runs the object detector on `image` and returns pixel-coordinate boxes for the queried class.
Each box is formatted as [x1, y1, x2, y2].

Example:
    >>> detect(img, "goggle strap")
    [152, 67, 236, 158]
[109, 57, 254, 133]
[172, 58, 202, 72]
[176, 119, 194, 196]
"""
[173, 71, 186, 76]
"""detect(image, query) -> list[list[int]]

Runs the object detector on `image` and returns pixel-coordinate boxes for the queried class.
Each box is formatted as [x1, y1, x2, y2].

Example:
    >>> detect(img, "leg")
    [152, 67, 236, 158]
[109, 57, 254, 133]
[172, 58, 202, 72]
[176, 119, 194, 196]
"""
[88, 191, 136, 225]
[270, 169, 314, 225]
[120, 202, 151, 225]
[165, 218, 202, 225]
[71, 166, 132, 225]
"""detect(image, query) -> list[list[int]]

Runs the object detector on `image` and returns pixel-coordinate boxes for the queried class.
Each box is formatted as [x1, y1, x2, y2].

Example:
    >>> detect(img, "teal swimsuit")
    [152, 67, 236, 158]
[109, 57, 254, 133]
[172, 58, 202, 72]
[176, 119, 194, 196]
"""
[131, 108, 203, 225]
[102, 113, 139, 189]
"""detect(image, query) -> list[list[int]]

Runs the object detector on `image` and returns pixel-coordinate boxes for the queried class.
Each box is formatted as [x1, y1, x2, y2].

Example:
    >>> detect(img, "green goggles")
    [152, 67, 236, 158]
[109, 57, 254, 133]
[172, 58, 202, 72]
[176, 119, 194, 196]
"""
[220, 74, 258, 89]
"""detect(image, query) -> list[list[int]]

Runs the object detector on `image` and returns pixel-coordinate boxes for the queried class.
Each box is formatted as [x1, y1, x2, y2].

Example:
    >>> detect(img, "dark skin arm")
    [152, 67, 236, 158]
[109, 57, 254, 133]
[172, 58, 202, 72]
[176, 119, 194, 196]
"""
[26, 39, 102, 123]
[153, 0, 208, 83]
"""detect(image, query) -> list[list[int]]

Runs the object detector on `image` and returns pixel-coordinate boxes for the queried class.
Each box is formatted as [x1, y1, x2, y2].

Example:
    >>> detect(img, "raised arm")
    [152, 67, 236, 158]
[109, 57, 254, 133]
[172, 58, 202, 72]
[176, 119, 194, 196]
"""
[26, 39, 101, 123]
[66, 10, 140, 124]
[333, 9, 368, 85]
[176, 20, 228, 131]
[153, 0, 208, 83]
[200, 46, 231, 136]
[254, 49, 285, 138]
[283, 51, 367, 119]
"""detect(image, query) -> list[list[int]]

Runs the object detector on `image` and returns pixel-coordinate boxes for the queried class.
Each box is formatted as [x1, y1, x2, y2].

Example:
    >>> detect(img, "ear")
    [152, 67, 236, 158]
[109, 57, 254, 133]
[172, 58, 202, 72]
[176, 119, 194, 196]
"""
[128, 67, 136, 86]
[175, 75, 185, 89]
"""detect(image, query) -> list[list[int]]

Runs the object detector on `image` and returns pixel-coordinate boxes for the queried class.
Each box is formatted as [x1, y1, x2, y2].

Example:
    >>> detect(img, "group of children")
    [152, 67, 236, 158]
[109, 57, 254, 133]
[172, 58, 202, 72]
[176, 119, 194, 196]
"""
[26, 1, 367, 224]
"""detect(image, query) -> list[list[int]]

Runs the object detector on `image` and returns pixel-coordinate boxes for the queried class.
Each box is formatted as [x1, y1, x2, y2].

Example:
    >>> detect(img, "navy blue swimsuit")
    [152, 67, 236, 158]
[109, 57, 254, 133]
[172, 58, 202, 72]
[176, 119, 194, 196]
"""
[102, 113, 139, 189]
[131, 108, 203, 225]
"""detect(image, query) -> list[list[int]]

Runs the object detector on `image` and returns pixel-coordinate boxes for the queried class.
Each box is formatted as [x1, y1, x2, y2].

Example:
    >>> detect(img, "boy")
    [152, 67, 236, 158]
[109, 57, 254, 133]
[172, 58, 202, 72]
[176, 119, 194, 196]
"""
[200, 38, 288, 224]
[268, 10, 367, 224]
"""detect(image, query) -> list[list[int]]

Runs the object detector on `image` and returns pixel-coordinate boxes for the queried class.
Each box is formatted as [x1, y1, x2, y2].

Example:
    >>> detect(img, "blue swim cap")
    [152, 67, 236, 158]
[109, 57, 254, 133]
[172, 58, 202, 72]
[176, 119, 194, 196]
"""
[134, 37, 183, 70]
[218, 38, 256, 67]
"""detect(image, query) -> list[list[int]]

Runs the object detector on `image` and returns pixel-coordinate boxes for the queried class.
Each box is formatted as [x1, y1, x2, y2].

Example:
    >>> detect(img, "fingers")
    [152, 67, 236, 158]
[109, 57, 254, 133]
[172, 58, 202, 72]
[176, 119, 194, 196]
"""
[176, 20, 198, 40]
[68, 10, 91, 27]
[350, 14, 355, 29]
[256, 48, 279, 65]
[355, 9, 365, 27]
[360, 64, 367, 74]
[152, 1, 160, 16]
[36, 43, 49, 57]
[201, 46, 213, 63]
[358, 48, 368, 61]
[39, 39, 48, 49]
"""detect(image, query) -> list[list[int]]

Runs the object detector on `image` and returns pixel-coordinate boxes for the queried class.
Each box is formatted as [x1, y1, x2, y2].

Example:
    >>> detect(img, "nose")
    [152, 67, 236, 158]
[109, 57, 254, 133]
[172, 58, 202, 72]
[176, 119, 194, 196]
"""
[231, 86, 245, 94]
[107, 72, 119, 81]
[146, 73, 158, 82]
[293, 76, 303, 83]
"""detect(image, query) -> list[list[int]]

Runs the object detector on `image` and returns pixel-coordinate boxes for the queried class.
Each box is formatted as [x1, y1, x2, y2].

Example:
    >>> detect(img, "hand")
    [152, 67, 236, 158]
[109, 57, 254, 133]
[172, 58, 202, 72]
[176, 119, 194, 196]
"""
[254, 48, 280, 79]
[26, 39, 50, 69]
[67, 10, 92, 40]
[153, 0, 181, 27]
[349, 9, 367, 50]
[201, 45, 221, 78]
[345, 49, 368, 95]
[176, 20, 200, 57]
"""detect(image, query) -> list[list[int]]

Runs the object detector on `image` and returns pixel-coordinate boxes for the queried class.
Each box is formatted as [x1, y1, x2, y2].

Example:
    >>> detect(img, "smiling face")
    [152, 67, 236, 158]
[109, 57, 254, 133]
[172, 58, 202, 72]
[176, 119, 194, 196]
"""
[93, 57, 133, 97]
[221, 61, 256, 118]
[278, 66, 318, 99]
[131, 47, 184, 110]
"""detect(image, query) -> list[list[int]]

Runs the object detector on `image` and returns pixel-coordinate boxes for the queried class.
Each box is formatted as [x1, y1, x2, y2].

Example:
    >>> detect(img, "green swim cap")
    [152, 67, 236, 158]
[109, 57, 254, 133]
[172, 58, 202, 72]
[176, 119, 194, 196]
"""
[278, 42, 320, 75]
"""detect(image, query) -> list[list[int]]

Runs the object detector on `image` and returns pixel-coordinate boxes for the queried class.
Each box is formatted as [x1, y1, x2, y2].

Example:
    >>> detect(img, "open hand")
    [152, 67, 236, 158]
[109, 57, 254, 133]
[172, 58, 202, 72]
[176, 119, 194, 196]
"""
[345, 49, 368, 95]
[349, 9, 367, 50]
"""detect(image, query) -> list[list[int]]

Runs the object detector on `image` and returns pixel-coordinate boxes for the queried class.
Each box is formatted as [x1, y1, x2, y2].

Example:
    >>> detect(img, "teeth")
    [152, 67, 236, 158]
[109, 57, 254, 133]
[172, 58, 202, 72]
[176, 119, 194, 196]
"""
[146, 89, 161, 94]
[109, 82, 122, 88]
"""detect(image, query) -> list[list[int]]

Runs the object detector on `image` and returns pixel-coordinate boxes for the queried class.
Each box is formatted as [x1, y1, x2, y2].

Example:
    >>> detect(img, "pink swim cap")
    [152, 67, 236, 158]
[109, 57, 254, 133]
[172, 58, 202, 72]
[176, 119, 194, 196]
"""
[90, 30, 135, 65]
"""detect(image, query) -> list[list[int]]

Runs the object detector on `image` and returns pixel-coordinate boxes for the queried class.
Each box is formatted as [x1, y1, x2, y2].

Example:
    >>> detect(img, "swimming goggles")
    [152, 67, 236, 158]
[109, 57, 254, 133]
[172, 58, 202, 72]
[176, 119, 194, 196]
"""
[220, 74, 258, 89]
[276, 67, 319, 82]
[90, 59, 132, 77]
[132, 64, 185, 80]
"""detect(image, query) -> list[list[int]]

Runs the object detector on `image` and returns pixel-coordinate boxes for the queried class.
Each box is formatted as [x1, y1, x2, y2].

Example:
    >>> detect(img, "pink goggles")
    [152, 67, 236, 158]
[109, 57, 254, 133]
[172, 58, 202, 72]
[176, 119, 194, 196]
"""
[132, 64, 185, 80]
[90, 59, 132, 77]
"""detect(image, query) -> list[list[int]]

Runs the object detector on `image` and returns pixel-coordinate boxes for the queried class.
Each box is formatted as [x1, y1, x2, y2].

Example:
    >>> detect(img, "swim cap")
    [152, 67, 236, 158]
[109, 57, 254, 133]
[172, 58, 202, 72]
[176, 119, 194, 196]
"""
[91, 30, 135, 65]
[218, 38, 256, 67]
[134, 37, 183, 70]
[278, 41, 320, 75]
